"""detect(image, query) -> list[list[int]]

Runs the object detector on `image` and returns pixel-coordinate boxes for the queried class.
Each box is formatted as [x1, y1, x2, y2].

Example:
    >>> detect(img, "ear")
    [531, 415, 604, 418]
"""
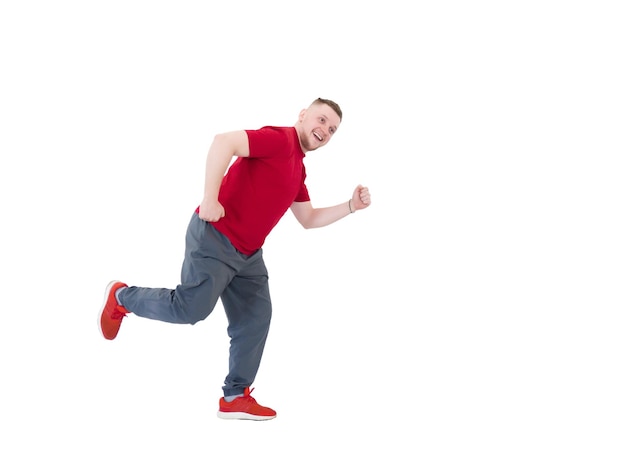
[297, 108, 307, 122]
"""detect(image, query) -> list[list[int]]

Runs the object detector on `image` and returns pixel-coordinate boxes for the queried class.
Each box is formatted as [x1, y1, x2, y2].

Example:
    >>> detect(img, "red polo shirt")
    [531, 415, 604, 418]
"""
[206, 126, 310, 255]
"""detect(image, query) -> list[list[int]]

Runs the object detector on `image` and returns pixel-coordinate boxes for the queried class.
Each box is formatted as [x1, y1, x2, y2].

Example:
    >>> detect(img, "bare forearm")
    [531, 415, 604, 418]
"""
[291, 185, 371, 229]
[293, 200, 354, 229]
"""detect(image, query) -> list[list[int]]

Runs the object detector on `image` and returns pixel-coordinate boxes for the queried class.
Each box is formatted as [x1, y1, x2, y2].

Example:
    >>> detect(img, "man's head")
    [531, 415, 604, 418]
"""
[295, 98, 342, 152]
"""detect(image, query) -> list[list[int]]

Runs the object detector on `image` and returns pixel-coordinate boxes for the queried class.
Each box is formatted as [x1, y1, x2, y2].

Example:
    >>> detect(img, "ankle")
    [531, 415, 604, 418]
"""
[224, 393, 244, 403]
[115, 286, 127, 306]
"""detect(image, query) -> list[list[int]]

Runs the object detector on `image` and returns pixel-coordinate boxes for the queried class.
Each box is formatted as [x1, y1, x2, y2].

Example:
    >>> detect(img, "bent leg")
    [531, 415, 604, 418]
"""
[119, 213, 236, 324]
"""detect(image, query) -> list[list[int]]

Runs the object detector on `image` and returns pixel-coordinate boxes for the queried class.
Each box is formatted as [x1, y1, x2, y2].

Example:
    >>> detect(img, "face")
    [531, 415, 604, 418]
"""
[295, 103, 341, 152]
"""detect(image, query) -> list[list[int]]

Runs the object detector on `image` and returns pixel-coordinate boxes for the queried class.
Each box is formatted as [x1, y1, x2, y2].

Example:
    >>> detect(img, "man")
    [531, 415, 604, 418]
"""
[98, 98, 371, 420]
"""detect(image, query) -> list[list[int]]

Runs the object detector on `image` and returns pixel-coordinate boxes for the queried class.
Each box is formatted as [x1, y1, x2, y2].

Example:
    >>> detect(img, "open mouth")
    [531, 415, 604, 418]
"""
[313, 131, 324, 142]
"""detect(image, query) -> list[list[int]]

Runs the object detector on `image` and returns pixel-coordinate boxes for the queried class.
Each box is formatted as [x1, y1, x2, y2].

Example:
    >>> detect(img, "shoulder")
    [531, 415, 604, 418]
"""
[246, 126, 294, 140]
[246, 126, 298, 156]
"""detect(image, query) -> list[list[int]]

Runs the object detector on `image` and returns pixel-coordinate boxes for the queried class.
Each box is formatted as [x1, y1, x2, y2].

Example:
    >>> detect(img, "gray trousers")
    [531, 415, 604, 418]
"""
[118, 212, 272, 397]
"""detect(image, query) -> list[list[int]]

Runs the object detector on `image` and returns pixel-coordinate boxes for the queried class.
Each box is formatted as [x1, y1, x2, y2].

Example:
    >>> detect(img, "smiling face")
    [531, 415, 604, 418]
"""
[295, 103, 341, 152]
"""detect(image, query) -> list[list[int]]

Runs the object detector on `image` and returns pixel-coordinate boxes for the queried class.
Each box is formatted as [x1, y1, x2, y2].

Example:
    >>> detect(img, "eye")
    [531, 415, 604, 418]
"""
[329, 127, 336, 134]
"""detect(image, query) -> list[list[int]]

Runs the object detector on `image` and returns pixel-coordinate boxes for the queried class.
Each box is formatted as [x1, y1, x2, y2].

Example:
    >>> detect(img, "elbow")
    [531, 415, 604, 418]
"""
[212, 133, 229, 148]
[296, 215, 318, 230]
[299, 220, 315, 230]
[291, 204, 318, 229]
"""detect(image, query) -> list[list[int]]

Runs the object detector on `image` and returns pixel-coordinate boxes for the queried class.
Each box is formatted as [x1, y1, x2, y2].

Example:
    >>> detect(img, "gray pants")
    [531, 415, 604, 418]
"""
[118, 212, 272, 397]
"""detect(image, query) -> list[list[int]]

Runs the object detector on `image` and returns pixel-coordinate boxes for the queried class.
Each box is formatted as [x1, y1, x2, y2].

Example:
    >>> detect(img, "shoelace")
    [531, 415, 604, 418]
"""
[241, 388, 258, 402]
[110, 308, 127, 320]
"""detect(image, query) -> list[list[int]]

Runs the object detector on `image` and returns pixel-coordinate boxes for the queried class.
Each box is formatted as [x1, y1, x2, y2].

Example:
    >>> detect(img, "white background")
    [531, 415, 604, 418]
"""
[1, 1, 625, 468]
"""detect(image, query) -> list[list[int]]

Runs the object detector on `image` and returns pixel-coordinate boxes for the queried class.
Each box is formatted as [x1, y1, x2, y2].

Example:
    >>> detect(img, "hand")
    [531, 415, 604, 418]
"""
[351, 185, 371, 211]
[199, 198, 225, 222]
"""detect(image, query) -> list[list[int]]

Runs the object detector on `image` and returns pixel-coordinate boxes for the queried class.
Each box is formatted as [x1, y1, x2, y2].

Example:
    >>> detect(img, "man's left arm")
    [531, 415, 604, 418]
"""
[290, 185, 371, 229]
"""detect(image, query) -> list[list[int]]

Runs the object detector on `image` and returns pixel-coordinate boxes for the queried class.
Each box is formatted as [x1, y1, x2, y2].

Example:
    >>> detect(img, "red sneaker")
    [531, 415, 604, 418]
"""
[98, 281, 129, 340]
[217, 387, 277, 421]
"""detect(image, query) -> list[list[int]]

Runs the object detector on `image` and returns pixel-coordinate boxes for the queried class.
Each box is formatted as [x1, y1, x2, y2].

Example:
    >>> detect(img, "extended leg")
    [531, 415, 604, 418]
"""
[220, 252, 272, 397]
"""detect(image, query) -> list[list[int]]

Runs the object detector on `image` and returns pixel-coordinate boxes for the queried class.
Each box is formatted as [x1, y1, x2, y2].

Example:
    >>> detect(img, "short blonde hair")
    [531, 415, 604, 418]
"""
[312, 98, 342, 121]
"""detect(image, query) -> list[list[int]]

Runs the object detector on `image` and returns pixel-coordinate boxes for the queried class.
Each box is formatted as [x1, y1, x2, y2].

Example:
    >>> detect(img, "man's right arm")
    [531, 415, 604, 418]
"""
[199, 130, 250, 222]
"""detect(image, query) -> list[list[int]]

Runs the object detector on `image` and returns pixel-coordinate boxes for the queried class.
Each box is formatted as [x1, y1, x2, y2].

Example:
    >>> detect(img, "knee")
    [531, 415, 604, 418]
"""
[172, 298, 212, 325]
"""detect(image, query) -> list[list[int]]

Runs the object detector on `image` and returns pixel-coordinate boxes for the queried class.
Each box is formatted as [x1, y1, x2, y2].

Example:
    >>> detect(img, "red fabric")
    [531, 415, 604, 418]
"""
[199, 126, 310, 255]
